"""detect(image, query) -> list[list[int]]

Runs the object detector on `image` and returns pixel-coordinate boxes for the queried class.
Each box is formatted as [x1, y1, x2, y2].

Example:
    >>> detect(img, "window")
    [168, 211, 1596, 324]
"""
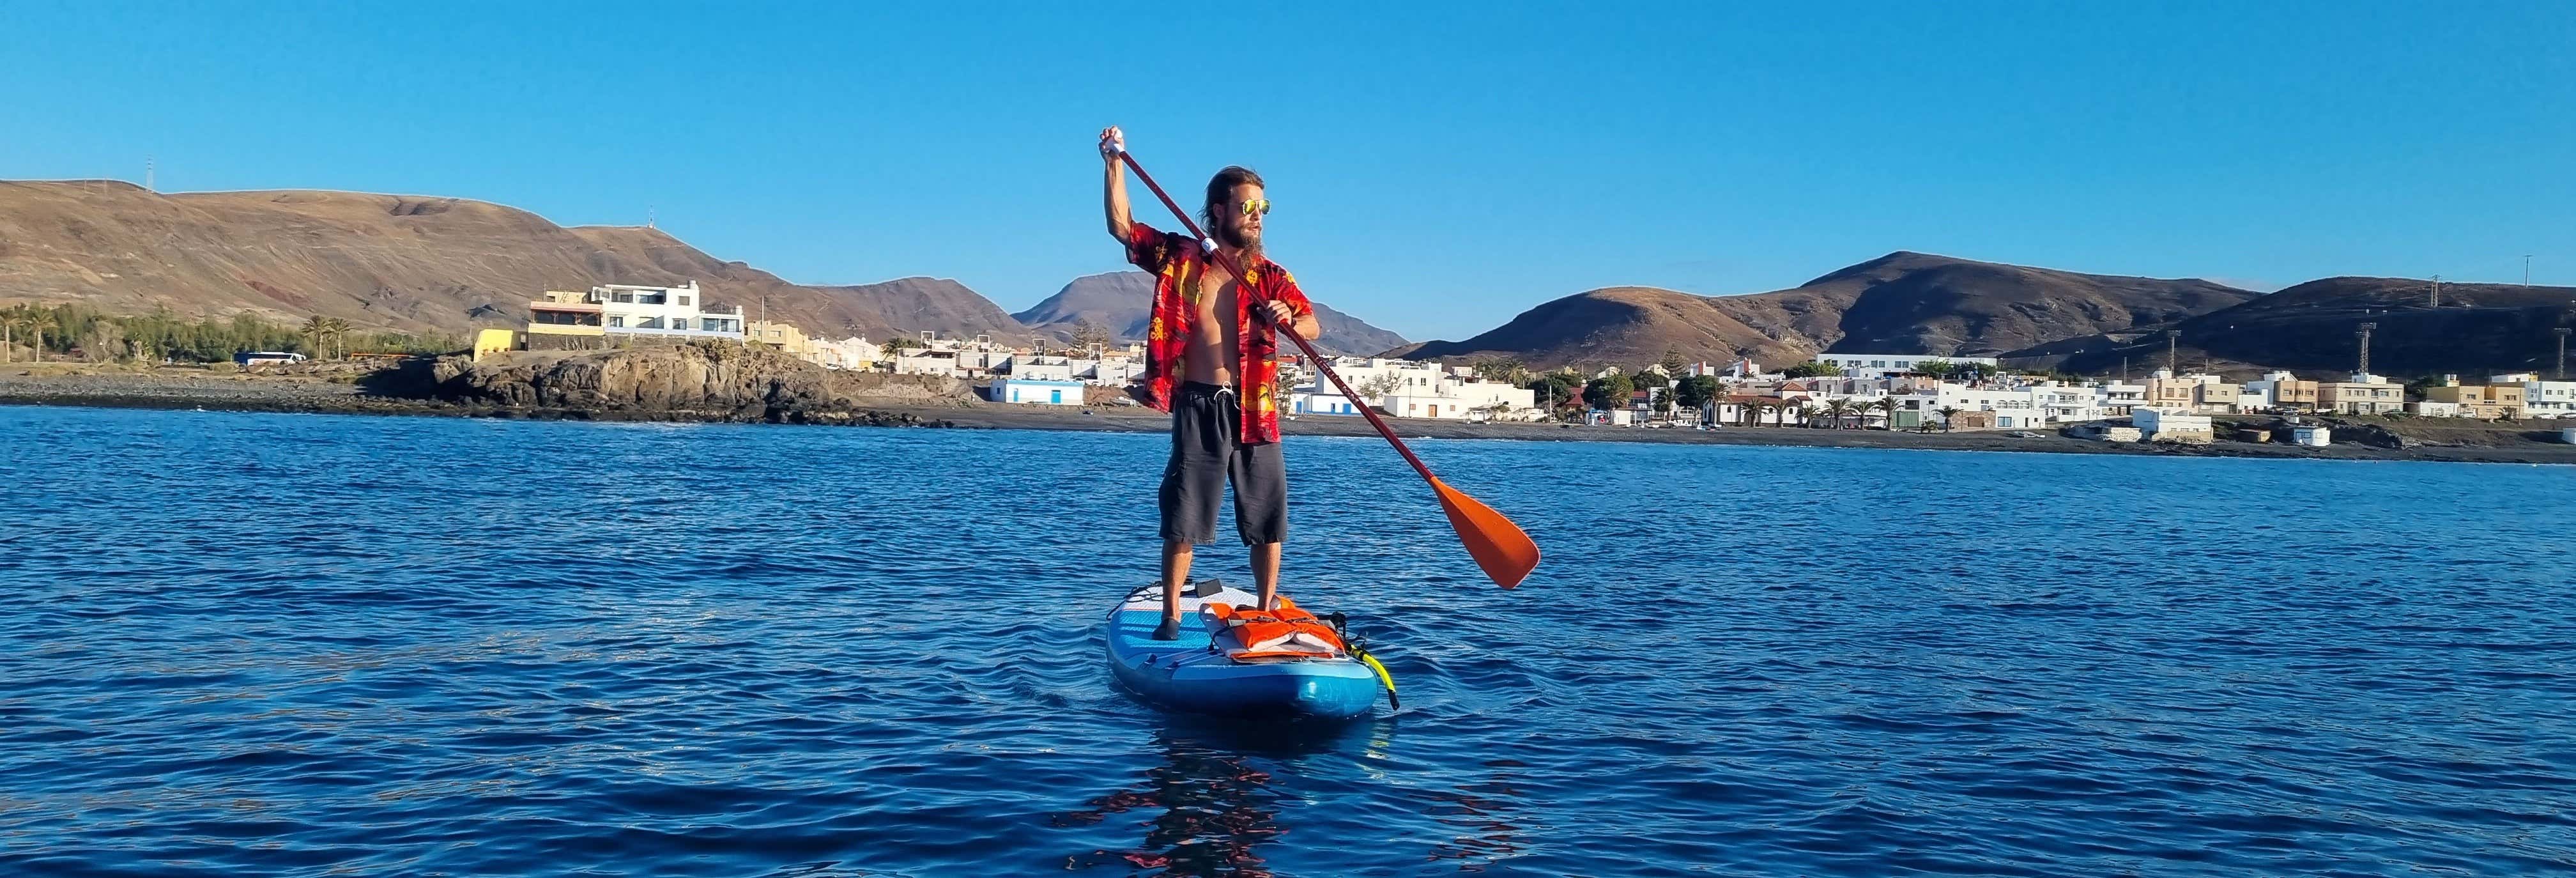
[1050, 390, 1062, 404]
[613, 292, 634, 303]
[677, 296, 691, 306]
[607, 316, 625, 328]
[636, 317, 663, 329]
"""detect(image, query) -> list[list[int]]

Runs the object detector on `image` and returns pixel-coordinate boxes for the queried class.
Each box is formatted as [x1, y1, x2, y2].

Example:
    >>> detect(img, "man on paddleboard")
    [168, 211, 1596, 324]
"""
[1099, 126, 1321, 640]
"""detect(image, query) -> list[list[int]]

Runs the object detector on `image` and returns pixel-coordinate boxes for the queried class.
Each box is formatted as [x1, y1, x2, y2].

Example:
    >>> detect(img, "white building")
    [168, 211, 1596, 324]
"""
[592, 282, 745, 340]
[1289, 357, 1537, 420]
[2291, 426, 2333, 447]
[1920, 383, 2048, 429]
[1003, 355, 1076, 382]
[2096, 380, 2146, 416]
[893, 348, 961, 376]
[2495, 373, 2576, 417]
[2133, 408, 2214, 443]
[992, 378, 1085, 406]
[1812, 352, 2000, 378]
[1068, 354, 1145, 386]
[2032, 383, 2106, 422]
[810, 337, 882, 371]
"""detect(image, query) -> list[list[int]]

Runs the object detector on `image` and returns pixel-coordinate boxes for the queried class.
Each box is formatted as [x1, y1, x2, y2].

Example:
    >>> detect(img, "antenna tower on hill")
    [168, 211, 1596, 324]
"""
[2430, 275, 2441, 308]
[144, 157, 154, 192]
[2356, 322, 2377, 376]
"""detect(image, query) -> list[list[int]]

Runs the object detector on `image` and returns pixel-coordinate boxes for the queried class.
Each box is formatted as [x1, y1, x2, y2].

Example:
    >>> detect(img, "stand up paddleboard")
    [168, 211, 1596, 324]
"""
[1105, 579, 1393, 720]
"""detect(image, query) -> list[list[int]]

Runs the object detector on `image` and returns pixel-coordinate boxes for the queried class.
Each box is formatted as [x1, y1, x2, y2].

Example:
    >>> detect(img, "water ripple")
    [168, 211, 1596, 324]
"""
[2, 408, 2573, 875]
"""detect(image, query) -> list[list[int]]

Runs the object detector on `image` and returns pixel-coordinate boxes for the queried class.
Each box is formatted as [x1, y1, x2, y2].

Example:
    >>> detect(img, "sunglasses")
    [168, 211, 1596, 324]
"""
[1236, 198, 1271, 217]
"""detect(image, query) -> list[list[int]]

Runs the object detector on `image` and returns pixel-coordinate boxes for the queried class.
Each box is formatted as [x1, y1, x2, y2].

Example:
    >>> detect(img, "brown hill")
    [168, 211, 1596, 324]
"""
[1010, 270, 1409, 355]
[1712, 251, 2258, 356]
[1405, 252, 2258, 369]
[0, 180, 1029, 343]
[1402, 286, 1811, 368]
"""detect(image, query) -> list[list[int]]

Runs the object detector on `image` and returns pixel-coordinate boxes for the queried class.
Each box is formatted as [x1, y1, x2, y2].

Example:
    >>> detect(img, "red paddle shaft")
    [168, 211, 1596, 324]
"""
[1114, 151, 1436, 482]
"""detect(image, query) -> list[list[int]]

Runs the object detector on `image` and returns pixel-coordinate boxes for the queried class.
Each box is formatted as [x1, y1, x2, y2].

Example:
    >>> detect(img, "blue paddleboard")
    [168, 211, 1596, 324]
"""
[1105, 580, 1384, 720]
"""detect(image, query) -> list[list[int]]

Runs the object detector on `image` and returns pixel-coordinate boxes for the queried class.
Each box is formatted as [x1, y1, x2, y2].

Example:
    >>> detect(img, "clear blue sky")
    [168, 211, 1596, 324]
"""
[3, 2, 2570, 341]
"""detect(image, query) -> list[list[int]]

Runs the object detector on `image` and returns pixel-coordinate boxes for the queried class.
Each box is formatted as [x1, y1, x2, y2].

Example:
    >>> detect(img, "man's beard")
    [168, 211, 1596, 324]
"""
[1217, 221, 1262, 265]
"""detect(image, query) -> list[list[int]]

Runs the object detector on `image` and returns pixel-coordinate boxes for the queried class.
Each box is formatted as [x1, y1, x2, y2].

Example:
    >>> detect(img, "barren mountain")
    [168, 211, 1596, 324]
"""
[1711, 252, 2258, 356]
[1404, 252, 2259, 369]
[1010, 270, 1408, 355]
[1400, 286, 1810, 367]
[0, 180, 1028, 343]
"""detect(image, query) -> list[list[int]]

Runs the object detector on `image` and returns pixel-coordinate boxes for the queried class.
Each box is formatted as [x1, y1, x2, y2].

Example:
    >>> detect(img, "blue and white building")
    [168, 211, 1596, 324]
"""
[992, 378, 1085, 406]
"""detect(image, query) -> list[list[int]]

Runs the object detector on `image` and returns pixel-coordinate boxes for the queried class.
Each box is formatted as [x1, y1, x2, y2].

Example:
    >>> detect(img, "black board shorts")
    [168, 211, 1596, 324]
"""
[1160, 382, 1287, 546]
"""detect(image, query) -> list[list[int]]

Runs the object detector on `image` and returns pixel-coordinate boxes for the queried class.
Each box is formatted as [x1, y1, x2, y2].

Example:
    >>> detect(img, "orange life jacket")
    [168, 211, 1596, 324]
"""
[1202, 597, 1346, 660]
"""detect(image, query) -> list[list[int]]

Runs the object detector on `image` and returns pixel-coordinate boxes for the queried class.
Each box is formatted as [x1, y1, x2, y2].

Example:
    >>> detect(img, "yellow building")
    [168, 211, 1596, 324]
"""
[2143, 371, 2244, 413]
[2318, 374, 2405, 414]
[2424, 381, 2527, 419]
[473, 328, 519, 362]
[747, 320, 818, 362]
[526, 289, 605, 349]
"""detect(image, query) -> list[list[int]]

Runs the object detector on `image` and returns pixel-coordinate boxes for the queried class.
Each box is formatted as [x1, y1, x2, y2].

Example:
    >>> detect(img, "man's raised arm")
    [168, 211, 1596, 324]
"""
[1100, 126, 1131, 243]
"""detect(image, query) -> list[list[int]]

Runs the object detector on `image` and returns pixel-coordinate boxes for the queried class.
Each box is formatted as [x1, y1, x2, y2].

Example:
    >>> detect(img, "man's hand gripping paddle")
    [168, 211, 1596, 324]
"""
[1110, 141, 1539, 589]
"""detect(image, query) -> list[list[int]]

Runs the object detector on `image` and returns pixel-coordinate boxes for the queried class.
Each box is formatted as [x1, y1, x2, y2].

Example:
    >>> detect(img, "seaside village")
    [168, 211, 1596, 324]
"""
[491, 282, 2576, 447]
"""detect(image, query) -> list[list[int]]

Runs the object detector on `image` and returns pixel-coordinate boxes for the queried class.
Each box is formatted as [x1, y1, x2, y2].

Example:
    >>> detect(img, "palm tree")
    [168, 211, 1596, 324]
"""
[1821, 398, 1852, 429]
[1936, 405, 1963, 432]
[22, 309, 56, 363]
[0, 309, 26, 364]
[321, 318, 352, 359]
[1870, 397, 1897, 431]
[300, 316, 329, 359]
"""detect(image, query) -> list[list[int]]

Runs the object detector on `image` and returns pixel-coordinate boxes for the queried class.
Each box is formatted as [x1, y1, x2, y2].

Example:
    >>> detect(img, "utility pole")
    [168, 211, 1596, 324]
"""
[2357, 322, 2377, 376]
[2166, 330, 2179, 374]
[2557, 327, 2571, 380]
[2430, 275, 2441, 308]
[144, 157, 154, 192]
[2527, 255, 2535, 287]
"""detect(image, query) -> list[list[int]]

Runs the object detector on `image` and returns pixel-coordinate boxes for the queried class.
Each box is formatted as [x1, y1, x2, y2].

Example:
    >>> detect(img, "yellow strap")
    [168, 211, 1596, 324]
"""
[1357, 652, 1396, 695]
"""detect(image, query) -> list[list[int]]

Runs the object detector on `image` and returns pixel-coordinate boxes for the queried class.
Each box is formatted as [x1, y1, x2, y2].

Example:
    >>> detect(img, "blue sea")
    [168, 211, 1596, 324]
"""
[4, 405, 2572, 876]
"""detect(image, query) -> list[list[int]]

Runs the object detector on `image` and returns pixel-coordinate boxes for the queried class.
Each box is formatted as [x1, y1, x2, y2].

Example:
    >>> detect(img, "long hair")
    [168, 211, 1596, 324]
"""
[1200, 166, 1265, 234]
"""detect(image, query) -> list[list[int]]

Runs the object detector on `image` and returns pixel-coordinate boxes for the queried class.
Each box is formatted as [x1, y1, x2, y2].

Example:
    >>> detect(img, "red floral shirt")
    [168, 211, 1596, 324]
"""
[1124, 220, 1314, 445]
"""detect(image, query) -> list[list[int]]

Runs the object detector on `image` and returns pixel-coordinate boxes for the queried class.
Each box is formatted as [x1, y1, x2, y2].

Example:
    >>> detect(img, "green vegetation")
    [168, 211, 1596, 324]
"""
[1915, 358, 1955, 379]
[1523, 372, 1582, 412]
[1782, 361, 1838, 378]
[1582, 373, 1634, 411]
[1471, 356, 1528, 385]
[0, 304, 455, 364]
[1674, 374, 1721, 414]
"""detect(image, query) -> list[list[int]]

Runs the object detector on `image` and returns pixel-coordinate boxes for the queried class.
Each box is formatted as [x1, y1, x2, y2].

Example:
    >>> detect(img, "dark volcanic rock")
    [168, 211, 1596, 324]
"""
[429, 343, 976, 420]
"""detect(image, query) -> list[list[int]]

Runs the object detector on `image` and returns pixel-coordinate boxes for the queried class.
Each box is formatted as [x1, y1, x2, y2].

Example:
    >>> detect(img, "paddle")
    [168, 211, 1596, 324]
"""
[1112, 148, 1540, 589]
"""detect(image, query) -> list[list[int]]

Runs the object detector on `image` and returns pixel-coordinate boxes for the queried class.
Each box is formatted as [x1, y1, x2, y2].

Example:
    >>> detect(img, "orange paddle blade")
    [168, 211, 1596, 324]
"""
[1430, 477, 1540, 589]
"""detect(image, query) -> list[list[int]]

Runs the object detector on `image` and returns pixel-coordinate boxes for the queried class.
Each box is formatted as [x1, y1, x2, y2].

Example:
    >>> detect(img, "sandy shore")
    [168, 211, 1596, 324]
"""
[10, 364, 2576, 465]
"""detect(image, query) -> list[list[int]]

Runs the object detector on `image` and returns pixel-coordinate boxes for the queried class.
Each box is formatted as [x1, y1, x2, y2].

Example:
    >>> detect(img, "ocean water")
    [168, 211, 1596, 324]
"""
[3, 405, 2572, 877]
